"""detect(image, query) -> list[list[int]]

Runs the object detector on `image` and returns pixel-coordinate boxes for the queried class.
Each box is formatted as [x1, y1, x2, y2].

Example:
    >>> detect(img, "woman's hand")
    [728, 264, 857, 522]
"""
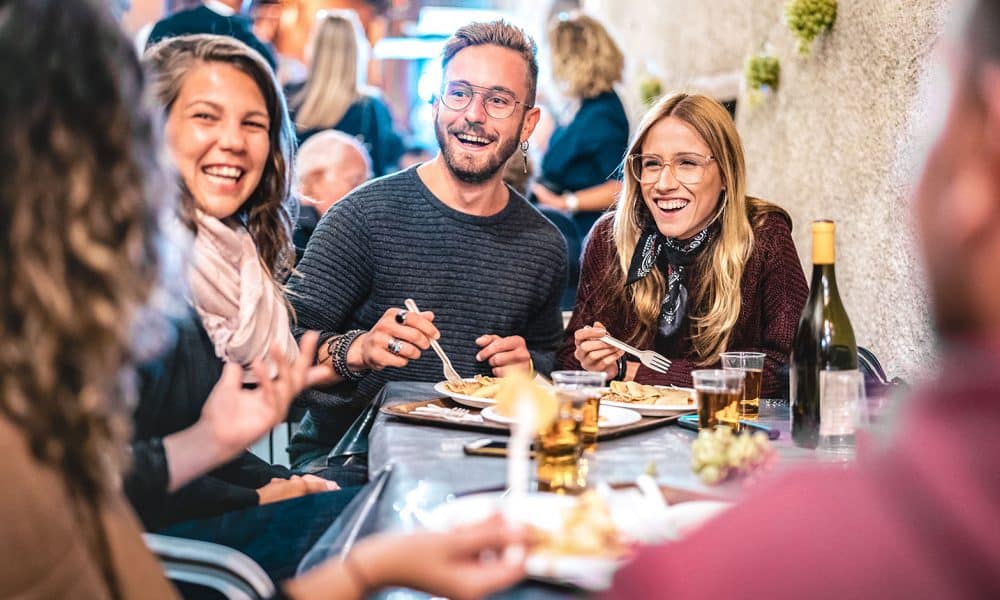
[200, 332, 329, 456]
[531, 182, 566, 210]
[164, 333, 333, 492]
[256, 475, 338, 505]
[573, 321, 624, 381]
[347, 307, 438, 371]
[285, 514, 527, 600]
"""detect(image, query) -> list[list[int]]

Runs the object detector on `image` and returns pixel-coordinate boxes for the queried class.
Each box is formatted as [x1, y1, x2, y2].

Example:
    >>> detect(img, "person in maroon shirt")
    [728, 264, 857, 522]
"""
[559, 93, 808, 396]
[606, 1, 1000, 597]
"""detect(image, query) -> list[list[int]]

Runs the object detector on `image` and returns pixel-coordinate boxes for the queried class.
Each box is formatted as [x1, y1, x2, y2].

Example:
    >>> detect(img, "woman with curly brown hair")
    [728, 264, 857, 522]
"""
[0, 2, 525, 597]
[559, 93, 808, 397]
[0, 1, 321, 596]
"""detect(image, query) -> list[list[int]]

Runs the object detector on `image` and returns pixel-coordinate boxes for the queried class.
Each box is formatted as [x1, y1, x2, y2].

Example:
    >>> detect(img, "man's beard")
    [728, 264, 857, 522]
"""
[435, 117, 523, 184]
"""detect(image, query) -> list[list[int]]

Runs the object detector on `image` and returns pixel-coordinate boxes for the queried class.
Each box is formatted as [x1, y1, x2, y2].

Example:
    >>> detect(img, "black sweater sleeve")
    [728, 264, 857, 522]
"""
[125, 438, 262, 531]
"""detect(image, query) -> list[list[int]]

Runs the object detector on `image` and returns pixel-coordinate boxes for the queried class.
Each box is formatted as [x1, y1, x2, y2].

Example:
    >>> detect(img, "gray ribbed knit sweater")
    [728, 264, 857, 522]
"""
[288, 166, 567, 451]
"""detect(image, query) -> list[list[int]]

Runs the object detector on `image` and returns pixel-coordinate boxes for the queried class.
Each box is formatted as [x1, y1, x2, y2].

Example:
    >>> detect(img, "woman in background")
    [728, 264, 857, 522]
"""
[0, 2, 525, 597]
[531, 11, 629, 240]
[559, 93, 808, 397]
[287, 9, 403, 176]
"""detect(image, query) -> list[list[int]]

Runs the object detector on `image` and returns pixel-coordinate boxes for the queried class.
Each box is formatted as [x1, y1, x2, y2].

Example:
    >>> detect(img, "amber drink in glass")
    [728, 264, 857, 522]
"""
[720, 352, 766, 419]
[692, 369, 745, 432]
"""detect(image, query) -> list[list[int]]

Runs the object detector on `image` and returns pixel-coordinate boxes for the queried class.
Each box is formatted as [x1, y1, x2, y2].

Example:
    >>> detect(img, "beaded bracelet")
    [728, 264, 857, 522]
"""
[328, 329, 368, 381]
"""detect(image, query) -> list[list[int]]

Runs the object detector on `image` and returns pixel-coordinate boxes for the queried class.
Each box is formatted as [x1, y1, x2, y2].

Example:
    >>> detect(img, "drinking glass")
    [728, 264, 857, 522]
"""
[720, 352, 766, 420]
[692, 369, 745, 432]
[817, 369, 865, 461]
[536, 371, 605, 494]
[550, 371, 606, 454]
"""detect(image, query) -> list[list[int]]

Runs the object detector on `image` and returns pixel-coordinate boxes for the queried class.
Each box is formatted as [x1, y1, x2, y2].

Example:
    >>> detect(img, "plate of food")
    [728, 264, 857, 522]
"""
[433, 375, 503, 408]
[422, 491, 629, 590]
[600, 381, 697, 416]
[421, 489, 731, 590]
[480, 404, 642, 429]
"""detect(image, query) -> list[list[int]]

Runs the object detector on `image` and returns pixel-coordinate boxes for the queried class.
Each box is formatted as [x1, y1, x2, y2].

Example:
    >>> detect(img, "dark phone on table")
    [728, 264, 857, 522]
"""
[463, 438, 536, 458]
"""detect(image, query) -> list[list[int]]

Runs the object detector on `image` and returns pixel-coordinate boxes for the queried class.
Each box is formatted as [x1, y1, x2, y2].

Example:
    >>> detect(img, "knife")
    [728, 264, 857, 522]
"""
[676, 414, 780, 440]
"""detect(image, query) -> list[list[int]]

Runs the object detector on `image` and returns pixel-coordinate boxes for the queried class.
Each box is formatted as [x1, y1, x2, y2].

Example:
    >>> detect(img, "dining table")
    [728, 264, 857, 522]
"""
[297, 381, 823, 598]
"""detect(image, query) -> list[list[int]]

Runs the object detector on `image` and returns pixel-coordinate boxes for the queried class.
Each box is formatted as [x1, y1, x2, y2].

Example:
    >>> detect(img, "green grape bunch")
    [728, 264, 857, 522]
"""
[785, 0, 837, 56]
[691, 427, 775, 485]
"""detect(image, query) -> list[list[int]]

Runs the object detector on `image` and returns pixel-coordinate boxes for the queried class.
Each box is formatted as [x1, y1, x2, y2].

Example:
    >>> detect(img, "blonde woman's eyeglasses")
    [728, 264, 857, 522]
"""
[628, 153, 715, 185]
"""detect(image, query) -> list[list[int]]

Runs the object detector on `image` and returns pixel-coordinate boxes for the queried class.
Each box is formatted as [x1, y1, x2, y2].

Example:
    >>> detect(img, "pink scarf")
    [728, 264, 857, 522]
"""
[188, 211, 298, 381]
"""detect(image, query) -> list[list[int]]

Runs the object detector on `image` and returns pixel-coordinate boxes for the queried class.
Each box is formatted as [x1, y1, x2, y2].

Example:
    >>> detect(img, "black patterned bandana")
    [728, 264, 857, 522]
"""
[625, 223, 718, 337]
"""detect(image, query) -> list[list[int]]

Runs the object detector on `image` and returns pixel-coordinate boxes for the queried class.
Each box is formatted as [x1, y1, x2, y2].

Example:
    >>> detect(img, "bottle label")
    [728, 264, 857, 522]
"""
[819, 370, 862, 436]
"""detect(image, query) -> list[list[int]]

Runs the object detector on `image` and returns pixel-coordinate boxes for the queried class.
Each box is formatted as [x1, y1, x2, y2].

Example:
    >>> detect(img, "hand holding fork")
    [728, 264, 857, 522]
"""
[573, 321, 672, 378]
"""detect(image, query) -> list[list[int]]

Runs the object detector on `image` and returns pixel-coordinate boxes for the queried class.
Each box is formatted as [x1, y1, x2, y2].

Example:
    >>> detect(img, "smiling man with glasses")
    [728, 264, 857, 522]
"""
[286, 20, 568, 472]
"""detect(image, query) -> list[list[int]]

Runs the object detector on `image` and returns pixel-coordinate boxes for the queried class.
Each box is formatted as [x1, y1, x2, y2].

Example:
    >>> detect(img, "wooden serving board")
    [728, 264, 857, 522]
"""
[381, 397, 695, 441]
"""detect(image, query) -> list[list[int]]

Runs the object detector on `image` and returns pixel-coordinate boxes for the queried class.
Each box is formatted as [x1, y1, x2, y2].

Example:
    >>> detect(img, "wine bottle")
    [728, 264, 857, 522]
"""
[791, 220, 858, 449]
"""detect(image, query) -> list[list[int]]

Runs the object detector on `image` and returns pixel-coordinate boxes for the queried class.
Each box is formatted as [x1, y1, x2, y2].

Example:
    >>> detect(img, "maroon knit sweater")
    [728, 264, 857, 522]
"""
[558, 209, 808, 397]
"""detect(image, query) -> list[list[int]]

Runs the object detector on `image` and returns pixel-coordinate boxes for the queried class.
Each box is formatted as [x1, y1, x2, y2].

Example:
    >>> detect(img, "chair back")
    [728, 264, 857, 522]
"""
[145, 534, 275, 600]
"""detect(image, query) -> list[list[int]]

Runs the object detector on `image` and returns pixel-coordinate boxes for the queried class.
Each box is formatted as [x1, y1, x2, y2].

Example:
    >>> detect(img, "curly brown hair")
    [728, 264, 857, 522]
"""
[0, 0, 168, 502]
[145, 34, 297, 282]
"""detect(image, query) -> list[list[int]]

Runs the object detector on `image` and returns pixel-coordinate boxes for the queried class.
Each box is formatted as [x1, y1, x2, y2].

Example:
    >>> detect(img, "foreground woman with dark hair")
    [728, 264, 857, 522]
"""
[0, 2, 525, 598]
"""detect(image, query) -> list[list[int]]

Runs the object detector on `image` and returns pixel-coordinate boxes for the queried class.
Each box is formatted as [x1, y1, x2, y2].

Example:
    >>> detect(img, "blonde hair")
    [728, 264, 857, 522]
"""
[610, 93, 787, 363]
[293, 10, 368, 131]
[548, 12, 623, 99]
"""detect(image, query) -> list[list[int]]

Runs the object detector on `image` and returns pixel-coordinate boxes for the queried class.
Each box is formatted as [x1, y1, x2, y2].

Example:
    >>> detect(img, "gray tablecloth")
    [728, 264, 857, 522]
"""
[312, 381, 818, 598]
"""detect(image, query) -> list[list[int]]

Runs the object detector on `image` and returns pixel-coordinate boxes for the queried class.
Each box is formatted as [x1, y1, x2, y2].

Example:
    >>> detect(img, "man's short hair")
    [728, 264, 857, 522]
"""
[441, 20, 539, 107]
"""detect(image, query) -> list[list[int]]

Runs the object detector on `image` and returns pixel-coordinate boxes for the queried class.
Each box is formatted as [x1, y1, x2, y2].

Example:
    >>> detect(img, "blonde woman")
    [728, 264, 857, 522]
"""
[531, 11, 629, 238]
[287, 9, 403, 175]
[558, 93, 808, 397]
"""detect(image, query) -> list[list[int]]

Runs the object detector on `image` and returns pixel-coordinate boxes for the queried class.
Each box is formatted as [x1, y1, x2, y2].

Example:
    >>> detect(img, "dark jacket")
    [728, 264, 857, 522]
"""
[125, 313, 290, 530]
[146, 5, 277, 71]
[286, 85, 404, 177]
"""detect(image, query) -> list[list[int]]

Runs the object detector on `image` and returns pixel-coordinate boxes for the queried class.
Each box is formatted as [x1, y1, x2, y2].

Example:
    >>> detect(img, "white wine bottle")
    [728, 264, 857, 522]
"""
[791, 220, 857, 449]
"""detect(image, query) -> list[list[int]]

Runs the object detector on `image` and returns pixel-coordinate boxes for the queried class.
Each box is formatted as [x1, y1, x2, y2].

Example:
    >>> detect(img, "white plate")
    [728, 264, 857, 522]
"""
[481, 404, 642, 428]
[600, 386, 698, 416]
[433, 379, 498, 409]
[421, 491, 731, 591]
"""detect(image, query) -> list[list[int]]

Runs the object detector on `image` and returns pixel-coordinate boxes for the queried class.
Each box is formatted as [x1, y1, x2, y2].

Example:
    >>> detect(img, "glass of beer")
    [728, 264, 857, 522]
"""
[692, 369, 745, 432]
[550, 371, 606, 454]
[536, 371, 605, 494]
[720, 351, 766, 419]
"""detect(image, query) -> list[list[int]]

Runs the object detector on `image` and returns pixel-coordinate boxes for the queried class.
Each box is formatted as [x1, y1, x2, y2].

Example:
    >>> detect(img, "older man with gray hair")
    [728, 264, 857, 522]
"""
[293, 130, 373, 262]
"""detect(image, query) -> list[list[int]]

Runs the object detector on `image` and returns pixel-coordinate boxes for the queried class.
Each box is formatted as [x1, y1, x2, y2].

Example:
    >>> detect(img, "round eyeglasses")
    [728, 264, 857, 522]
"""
[627, 153, 716, 185]
[439, 81, 530, 120]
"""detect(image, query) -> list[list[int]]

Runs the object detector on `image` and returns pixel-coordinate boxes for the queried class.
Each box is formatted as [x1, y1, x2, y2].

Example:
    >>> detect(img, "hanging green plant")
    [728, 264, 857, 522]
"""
[785, 0, 837, 56]
[744, 54, 780, 107]
[638, 74, 663, 107]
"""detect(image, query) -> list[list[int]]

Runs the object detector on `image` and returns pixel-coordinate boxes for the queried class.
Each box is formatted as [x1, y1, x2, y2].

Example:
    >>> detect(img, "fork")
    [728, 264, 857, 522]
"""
[404, 298, 462, 384]
[599, 334, 672, 374]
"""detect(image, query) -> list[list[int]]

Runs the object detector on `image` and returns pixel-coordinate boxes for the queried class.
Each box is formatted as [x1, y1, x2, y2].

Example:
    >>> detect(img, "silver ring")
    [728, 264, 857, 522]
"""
[387, 337, 403, 355]
[395, 309, 408, 325]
